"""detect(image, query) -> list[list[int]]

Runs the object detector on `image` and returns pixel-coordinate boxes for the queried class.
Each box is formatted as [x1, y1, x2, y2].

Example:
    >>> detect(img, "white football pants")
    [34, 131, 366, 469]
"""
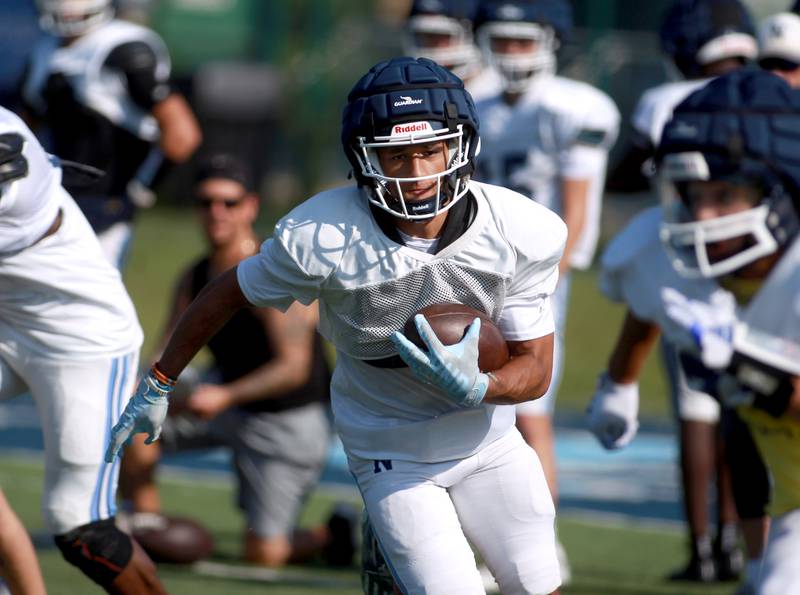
[0, 347, 137, 534]
[348, 428, 560, 595]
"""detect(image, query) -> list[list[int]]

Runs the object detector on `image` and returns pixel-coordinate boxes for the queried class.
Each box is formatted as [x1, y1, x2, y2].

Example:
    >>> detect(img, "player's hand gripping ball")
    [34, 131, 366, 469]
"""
[391, 303, 510, 408]
[401, 303, 509, 372]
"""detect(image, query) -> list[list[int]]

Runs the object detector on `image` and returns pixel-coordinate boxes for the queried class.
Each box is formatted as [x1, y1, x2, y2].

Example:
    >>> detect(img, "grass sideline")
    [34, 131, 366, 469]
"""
[2, 456, 738, 595]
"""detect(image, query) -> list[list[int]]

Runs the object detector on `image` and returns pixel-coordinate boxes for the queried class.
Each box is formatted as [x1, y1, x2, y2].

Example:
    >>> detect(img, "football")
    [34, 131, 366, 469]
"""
[402, 303, 510, 372]
[129, 512, 214, 564]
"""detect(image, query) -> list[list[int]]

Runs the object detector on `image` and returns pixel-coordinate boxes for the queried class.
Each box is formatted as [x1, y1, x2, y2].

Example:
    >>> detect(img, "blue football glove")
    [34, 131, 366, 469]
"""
[390, 314, 489, 408]
[104, 370, 173, 463]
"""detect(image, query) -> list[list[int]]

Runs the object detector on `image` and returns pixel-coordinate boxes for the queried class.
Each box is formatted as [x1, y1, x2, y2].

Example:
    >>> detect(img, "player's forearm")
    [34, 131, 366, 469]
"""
[157, 268, 250, 380]
[559, 177, 589, 274]
[225, 357, 314, 405]
[784, 377, 800, 423]
[482, 334, 554, 404]
[483, 353, 551, 405]
[153, 94, 201, 162]
[607, 310, 661, 384]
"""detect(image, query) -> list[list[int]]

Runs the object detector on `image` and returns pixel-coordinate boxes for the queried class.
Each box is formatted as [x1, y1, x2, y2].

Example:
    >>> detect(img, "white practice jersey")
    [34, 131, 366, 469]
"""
[0, 109, 62, 253]
[475, 73, 620, 269]
[631, 79, 710, 148]
[238, 181, 566, 462]
[734, 237, 800, 377]
[600, 207, 722, 333]
[21, 19, 170, 142]
[0, 107, 142, 359]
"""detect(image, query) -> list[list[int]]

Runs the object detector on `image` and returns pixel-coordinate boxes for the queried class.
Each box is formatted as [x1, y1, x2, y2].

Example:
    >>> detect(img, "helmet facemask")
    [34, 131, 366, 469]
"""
[37, 0, 113, 37]
[351, 121, 475, 220]
[659, 151, 797, 278]
[479, 21, 557, 93]
[405, 15, 482, 81]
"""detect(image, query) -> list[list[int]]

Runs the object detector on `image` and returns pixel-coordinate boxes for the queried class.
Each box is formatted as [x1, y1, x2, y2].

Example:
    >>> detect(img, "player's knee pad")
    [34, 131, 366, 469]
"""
[54, 518, 133, 588]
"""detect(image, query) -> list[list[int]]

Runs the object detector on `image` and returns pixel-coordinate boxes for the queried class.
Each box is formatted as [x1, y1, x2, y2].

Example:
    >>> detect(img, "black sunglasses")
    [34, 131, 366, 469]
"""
[194, 196, 246, 209]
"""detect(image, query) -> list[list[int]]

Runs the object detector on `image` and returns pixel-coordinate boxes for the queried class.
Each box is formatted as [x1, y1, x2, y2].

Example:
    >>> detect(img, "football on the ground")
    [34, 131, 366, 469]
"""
[402, 303, 510, 372]
[129, 512, 214, 564]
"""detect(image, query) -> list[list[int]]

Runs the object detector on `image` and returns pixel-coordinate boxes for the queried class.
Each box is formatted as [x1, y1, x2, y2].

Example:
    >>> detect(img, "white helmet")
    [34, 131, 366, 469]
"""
[37, 0, 113, 37]
[758, 12, 800, 68]
[474, 1, 572, 93]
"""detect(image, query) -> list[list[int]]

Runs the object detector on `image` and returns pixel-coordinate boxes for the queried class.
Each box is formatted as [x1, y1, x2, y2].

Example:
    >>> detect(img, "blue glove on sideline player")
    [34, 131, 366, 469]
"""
[104, 366, 175, 463]
[391, 314, 489, 408]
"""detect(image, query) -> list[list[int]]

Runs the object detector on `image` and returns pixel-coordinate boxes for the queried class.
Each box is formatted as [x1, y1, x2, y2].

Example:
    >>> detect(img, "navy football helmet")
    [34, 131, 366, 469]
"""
[341, 57, 480, 220]
[656, 69, 800, 278]
[404, 0, 482, 80]
[37, 0, 113, 37]
[474, 0, 572, 92]
[659, 0, 758, 78]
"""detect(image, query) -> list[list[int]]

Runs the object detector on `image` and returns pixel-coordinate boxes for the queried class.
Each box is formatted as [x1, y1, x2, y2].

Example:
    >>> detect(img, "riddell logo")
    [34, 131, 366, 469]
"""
[393, 95, 424, 107]
[391, 121, 432, 136]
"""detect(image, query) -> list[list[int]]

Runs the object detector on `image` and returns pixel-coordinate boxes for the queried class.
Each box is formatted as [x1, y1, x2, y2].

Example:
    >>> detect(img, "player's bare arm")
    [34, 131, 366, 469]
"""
[483, 334, 554, 405]
[152, 94, 202, 162]
[608, 310, 661, 384]
[158, 267, 251, 379]
[558, 177, 589, 275]
[195, 302, 319, 412]
[784, 377, 800, 423]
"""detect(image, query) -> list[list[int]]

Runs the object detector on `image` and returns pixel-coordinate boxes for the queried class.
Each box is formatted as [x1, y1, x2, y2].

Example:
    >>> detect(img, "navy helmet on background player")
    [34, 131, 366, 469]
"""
[656, 69, 800, 278]
[341, 56, 480, 220]
[659, 0, 758, 79]
[473, 0, 572, 93]
[404, 0, 483, 80]
[36, 0, 113, 37]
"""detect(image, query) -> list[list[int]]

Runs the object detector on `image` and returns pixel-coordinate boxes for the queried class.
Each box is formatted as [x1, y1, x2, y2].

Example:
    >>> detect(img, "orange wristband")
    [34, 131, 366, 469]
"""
[151, 363, 177, 387]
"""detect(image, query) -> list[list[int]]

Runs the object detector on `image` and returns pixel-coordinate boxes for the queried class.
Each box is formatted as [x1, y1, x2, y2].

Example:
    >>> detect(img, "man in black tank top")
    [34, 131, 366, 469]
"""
[118, 154, 354, 568]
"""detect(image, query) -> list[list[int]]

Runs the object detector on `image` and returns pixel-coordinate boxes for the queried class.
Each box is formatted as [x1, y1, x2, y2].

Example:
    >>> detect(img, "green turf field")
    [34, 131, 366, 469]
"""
[2, 457, 738, 595]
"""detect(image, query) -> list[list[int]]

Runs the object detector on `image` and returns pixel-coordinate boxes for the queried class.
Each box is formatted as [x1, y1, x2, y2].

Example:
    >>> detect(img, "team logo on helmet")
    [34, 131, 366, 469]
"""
[393, 96, 425, 107]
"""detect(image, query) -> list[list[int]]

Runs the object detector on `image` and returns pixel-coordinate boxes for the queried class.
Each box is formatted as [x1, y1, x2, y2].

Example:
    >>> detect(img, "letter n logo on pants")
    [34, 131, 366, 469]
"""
[373, 459, 393, 473]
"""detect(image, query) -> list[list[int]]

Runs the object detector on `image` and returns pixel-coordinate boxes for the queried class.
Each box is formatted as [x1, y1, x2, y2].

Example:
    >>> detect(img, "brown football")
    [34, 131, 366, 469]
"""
[402, 303, 510, 372]
[130, 513, 214, 565]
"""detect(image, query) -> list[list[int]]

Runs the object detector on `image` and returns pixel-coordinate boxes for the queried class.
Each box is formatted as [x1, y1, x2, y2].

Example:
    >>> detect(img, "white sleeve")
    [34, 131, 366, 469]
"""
[497, 203, 566, 341]
[236, 238, 321, 311]
[558, 90, 620, 180]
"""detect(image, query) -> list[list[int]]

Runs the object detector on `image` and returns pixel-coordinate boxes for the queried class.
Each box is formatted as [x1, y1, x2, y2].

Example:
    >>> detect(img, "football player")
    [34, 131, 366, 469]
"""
[403, 0, 502, 101]
[107, 56, 567, 595]
[472, 0, 620, 580]
[589, 0, 759, 583]
[0, 106, 166, 593]
[20, 0, 201, 269]
[655, 68, 800, 595]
